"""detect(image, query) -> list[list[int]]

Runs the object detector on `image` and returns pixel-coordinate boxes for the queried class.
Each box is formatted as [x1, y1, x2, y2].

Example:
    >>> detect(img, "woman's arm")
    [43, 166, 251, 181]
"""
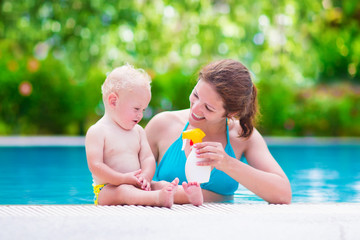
[195, 129, 292, 204]
[241, 130, 291, 203]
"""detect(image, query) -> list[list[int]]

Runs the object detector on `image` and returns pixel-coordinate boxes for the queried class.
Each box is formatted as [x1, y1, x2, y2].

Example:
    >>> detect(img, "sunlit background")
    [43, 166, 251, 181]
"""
[1, 1, 360, 204]
[1, 0, 359, 136]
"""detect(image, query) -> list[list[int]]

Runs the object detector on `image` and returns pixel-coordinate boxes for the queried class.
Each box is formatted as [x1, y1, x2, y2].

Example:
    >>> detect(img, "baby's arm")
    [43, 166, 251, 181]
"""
[137, 126, 156, 188]
[85, 125, 141, 187]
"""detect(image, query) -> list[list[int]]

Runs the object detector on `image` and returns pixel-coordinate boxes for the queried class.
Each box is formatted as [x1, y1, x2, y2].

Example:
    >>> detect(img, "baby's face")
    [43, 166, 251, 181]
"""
[113, 86, 151, 130]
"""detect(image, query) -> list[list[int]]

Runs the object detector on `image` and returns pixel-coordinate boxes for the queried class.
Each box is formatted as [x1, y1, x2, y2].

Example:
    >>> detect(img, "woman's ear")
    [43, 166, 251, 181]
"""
[227, 112, 237, 119]
[108, 93, 118, 108]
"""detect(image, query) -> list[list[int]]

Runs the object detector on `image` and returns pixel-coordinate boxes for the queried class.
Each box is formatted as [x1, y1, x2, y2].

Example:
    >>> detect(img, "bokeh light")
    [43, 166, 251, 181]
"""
[19, 81, 33, 97]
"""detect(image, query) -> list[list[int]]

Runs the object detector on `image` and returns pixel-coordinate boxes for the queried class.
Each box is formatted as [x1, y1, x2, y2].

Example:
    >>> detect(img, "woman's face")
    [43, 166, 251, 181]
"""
[188, 79, 226, 127]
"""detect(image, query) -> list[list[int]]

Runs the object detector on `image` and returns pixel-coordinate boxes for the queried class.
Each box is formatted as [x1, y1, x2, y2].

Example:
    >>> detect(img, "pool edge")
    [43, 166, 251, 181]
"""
[1, 136, 360, 146]
[1, 203, 359, 239]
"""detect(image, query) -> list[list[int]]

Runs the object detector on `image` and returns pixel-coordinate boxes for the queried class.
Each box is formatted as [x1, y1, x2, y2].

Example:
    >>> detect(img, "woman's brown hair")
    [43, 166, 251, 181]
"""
[199, 59, 258, 138]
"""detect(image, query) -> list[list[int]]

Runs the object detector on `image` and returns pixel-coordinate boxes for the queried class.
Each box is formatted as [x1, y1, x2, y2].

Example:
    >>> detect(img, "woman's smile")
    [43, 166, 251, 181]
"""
[191, 112, 205, 121]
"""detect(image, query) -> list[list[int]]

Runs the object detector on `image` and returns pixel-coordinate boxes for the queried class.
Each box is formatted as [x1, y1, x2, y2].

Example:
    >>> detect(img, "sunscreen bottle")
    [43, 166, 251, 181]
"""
[182, 128, 211, 183]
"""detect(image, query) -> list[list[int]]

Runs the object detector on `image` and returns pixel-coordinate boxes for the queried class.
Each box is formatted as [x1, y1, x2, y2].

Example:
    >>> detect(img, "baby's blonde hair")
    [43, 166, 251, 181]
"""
[101, 63, 151, 100]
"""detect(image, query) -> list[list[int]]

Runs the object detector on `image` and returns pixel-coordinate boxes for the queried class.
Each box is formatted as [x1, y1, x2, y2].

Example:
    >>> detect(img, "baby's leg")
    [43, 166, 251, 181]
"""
[152, 180, 203, 206]
[182, 182, 203, 206]
[158, 178, 179, 207]
[98, 179, 178, 208]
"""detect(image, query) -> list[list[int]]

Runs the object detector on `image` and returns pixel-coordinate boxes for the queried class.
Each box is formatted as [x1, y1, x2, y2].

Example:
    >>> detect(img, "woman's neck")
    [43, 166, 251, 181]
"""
[194, 119, 227, 141]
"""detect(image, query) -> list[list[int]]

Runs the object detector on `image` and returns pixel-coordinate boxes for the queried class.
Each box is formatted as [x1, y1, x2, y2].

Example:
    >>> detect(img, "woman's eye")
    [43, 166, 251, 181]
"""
[205, 106, 213, 112]
[193, 92, 198, 98]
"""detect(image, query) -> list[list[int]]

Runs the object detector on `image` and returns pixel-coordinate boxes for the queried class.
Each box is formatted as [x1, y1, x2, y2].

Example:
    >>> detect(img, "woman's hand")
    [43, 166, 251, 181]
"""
[193, 142, 231, 171]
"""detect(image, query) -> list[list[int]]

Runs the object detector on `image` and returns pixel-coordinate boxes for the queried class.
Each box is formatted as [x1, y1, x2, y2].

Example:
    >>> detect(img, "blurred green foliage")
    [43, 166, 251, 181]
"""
[0, 0, 359, 136]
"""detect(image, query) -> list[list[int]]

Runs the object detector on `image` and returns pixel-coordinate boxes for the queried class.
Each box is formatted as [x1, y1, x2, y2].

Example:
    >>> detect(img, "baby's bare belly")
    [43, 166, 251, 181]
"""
[105, 153, 141, 173]
[93, 153, 141, 185]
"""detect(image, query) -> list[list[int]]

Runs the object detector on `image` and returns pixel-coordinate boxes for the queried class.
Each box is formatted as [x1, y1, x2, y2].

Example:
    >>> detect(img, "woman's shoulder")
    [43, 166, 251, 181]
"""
[147, 109, 188, 127]
[145, 109, 189, 137]
[227, 119, 265, 149]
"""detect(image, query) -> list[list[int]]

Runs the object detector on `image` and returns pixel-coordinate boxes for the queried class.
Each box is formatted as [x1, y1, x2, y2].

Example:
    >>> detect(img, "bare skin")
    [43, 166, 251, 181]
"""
[146, 79, 292, 204]
[152, 181, 204, 206]
[86, 74, 180, 207]
[182, 182, 203, 206]
[99, 178, 179, 208]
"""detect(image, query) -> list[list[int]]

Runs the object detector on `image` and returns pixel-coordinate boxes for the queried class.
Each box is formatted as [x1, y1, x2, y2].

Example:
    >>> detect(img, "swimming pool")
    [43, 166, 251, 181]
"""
[0, 138, 359, 204]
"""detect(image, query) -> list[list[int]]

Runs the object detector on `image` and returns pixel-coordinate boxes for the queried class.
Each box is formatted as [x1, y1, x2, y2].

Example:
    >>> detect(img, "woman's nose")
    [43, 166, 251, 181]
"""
[191, 100, 202, 113]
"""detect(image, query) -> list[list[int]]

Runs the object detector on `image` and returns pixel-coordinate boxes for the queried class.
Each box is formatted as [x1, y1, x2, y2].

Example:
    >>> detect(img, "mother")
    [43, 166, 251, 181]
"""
[146, 59, 291, 204]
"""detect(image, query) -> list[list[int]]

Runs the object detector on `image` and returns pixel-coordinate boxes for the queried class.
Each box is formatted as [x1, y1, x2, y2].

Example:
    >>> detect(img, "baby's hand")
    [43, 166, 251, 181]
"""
[122, 169, 142, 187]
[137, 175, 151, 191]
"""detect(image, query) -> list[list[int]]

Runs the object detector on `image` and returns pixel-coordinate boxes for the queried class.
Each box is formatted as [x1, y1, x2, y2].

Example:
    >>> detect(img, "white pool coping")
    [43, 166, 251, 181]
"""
[0, 136, 85, 146]
[1, 136, 360, 146]
[0, 203, 359, 240]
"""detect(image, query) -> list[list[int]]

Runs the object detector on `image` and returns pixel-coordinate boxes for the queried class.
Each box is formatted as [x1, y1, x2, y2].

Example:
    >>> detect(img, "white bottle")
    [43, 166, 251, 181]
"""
[185, 147, 211, 183]
[181, 128, 211, 183]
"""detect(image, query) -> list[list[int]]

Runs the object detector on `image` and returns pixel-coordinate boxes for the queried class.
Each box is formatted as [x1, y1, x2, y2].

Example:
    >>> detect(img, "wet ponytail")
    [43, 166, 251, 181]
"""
[239, 84, 258, 138]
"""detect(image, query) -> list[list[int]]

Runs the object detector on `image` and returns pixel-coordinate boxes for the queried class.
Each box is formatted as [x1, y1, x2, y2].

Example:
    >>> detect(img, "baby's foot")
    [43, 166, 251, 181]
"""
[182, 182, 203, 206]
[158, 178, 179, 208]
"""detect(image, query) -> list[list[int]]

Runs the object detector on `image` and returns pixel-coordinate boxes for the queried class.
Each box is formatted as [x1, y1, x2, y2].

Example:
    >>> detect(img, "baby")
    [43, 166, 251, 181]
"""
[85, 64, 178, 207]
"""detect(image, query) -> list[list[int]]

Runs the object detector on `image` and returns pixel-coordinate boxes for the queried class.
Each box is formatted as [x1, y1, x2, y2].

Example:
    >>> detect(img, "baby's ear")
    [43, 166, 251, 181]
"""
[108, 92, 118, 107]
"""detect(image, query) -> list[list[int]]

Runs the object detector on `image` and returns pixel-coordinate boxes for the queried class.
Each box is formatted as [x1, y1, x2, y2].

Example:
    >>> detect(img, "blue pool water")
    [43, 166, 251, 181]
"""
[0, 141, 360, 204]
